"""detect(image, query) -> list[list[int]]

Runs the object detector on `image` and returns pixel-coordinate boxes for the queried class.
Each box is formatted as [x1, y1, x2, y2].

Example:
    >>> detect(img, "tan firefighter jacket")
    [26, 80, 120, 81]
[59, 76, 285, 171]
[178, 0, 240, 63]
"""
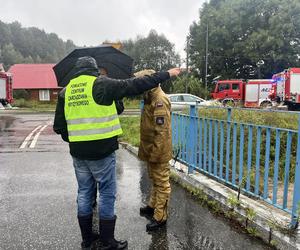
[138, 86, 172, 163]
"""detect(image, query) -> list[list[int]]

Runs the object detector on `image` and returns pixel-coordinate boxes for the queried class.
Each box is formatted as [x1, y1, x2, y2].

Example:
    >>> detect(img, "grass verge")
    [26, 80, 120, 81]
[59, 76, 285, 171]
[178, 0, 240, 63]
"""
[119, 116, 140, 146]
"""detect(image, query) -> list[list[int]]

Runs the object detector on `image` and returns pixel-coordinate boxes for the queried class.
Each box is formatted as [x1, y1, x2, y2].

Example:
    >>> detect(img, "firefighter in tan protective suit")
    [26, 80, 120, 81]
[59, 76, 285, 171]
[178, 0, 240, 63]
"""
[136, 70, 172, 231]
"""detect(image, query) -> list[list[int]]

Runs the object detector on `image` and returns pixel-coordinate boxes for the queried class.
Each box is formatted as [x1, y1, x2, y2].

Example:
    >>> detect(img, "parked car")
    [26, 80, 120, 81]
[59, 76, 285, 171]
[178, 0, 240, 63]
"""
[168, 93, 209, 111]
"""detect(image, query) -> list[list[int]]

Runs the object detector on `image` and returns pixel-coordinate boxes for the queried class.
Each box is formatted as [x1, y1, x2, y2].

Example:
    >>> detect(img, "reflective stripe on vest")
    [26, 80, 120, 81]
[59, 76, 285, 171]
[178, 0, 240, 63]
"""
[64, 75, 122, 142]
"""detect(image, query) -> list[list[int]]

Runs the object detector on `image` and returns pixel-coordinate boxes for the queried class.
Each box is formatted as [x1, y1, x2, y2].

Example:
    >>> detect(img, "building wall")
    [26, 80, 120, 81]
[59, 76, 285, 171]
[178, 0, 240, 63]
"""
[50, 89, 60, 101]
[15, 89, 61, 102]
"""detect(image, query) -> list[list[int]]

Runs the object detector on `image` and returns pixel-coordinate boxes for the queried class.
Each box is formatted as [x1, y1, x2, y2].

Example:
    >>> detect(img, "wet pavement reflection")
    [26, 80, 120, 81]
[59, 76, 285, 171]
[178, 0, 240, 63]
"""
[0, 113, 271, 249]
[0, 116, 15, 131]
[0, 116, 17, 145]
[115, 148, 270, 250]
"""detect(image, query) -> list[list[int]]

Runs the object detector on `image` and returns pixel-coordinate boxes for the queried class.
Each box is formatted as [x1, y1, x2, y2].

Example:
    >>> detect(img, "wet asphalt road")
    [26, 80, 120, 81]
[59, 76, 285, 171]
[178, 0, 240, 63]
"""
[0, 112, 270, 250]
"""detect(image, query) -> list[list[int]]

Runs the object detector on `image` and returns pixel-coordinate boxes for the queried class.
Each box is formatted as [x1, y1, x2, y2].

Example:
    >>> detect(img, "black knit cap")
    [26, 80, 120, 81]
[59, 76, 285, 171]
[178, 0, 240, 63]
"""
[75, 56, 98, 70]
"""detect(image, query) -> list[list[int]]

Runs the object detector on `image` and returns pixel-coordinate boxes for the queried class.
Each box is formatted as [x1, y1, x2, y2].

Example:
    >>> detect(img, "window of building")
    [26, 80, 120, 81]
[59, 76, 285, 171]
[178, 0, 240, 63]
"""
[39, 90, 50, 101]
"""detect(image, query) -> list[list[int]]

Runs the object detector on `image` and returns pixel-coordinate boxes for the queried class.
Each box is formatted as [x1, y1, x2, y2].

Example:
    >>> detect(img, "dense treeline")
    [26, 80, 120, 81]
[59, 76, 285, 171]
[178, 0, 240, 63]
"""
[0, 20, 77, 70]
[188, 0, 300, 88]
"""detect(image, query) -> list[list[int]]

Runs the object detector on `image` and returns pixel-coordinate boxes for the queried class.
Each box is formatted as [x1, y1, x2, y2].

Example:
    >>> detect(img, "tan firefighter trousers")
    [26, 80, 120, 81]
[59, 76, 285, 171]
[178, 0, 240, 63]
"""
[147, 162, 171, 221]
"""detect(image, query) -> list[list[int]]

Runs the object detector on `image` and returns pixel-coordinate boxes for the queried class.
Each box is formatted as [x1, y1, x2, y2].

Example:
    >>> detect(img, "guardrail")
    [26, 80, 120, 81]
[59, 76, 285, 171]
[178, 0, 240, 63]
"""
[171, 105, 300, 228]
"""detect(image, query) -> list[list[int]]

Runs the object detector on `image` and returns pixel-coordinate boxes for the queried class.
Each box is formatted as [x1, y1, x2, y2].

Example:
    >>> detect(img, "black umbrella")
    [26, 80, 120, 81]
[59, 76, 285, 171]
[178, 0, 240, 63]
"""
[53, 45, 134, 87]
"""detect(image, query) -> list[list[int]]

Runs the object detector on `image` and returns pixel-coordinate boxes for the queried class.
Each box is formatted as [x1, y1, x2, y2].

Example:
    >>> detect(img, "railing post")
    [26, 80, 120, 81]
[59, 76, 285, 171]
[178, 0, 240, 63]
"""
[225, 108, 232, 182]
[139, 100, 144, 111]
[291, 114, 300, 228]
[188, 105, 197, 174]
[227, 107, 232, 122]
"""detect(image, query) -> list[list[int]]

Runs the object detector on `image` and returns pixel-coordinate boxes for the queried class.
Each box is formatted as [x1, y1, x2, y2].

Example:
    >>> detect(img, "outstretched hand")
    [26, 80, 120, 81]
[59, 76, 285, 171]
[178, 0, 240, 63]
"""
[167, 68, 185, 77]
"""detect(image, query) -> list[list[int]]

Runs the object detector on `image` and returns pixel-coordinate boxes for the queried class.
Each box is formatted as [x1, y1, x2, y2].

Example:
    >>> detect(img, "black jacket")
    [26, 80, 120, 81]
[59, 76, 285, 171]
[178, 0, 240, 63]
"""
[53, 69, 170, 160]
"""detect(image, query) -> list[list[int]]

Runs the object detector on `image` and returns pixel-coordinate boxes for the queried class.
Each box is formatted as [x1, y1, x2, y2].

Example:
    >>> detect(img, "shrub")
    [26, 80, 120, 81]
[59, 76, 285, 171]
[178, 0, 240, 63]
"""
[13, 89, 29, 100]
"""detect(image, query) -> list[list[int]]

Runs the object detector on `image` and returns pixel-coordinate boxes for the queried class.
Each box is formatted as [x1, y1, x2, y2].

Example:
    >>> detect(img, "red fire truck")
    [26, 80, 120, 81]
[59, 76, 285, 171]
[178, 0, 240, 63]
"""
[0, 71, 13, 107]
[271, 68, 300, 111]
[211, 79, 274, 108]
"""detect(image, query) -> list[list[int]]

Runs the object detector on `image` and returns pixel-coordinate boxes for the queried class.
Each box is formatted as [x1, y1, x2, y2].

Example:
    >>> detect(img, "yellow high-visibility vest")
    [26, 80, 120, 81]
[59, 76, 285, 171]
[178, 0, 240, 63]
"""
[64, 75, 122, 142]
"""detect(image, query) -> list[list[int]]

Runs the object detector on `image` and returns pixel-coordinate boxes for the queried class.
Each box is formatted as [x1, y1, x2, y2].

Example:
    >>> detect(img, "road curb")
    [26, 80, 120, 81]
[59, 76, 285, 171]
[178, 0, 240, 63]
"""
[120, 142, 300, 250]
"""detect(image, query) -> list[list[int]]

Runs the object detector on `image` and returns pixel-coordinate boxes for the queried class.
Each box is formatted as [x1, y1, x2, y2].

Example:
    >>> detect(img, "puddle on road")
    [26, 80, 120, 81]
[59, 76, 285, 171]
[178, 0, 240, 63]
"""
[0, 116, 16, 132]
[0, 116, 18, 148]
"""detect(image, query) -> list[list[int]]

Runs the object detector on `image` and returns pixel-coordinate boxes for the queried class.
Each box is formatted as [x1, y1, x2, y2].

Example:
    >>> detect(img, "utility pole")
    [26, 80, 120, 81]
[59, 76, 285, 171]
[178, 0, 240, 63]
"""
[185, 36, 190, 93]
[205, 22, 209, 94]
[258, 67, 261, 79]
[256, 60, 264, 79]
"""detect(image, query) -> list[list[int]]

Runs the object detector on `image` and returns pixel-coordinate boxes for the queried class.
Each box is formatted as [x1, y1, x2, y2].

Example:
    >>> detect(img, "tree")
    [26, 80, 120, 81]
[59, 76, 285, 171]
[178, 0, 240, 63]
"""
[0, 20, 77, 68]
[2, 43, 24, 67]
[121, 30, 180, 93]
[0, 21, 11, 46]
[188, 0, 300, 86]
[171, 74, 209, 98]
[122, 30, 180, 72]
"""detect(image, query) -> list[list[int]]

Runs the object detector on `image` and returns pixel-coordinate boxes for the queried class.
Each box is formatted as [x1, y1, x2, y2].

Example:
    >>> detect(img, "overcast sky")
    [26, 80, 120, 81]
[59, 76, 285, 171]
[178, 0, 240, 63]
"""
[0, 0, 205, 57]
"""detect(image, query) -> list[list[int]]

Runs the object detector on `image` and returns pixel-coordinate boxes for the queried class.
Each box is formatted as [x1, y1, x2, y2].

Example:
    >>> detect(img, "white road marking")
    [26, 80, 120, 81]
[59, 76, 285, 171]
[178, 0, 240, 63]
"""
[19, 125, 42, 149]
[29, 125, 48, 148]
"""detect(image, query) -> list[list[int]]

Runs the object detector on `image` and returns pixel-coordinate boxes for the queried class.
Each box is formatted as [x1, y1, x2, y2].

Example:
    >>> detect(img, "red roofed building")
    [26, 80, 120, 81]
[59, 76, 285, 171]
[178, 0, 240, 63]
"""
[8, 64, 61, 102]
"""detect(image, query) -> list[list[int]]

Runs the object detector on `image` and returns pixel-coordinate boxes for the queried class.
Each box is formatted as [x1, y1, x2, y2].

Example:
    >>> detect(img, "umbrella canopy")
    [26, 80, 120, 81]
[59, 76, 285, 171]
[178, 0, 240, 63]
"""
[53, 45, 134, 87]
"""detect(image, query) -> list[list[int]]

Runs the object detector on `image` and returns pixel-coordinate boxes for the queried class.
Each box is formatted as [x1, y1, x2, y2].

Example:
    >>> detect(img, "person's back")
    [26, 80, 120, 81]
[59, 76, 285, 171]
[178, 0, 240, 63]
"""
[139, 86, 172, 163]
[54, 57, 172, 161]
[53, 57, 182, 248]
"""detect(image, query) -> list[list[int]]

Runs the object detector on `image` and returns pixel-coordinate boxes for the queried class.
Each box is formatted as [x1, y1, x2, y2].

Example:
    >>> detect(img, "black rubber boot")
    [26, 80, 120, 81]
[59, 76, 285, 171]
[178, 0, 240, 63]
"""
[139, 206, 154, 217]
[78, 214, 99, 250]
[146, 218, 167, 231]
[99, 216, 128, 250]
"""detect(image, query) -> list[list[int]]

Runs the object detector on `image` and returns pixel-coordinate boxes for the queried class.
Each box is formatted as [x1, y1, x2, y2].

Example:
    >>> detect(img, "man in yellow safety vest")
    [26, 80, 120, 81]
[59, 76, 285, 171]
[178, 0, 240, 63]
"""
[53, 56, 182, 250]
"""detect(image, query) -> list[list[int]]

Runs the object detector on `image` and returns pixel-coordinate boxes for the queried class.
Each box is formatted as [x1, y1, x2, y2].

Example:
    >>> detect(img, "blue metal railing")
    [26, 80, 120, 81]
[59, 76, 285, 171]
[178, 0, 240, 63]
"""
[171, 105, 300, 228]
